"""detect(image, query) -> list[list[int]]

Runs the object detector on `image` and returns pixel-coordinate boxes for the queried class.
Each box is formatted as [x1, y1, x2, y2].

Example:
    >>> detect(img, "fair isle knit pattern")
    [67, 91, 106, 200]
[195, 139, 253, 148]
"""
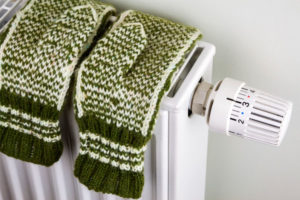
[74, 10, 202, 198]
[0, 0, 115, 166]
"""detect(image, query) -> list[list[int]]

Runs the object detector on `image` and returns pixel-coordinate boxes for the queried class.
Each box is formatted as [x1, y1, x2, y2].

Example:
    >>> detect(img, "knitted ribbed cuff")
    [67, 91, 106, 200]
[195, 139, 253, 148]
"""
[74, 115, 148, 199]
[0, 89, 63, 166]
[74, 154, 144, 199]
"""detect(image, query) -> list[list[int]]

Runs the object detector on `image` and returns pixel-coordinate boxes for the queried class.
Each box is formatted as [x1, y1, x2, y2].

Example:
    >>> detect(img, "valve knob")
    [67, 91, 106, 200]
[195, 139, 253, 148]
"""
[192, 78, 292, 146]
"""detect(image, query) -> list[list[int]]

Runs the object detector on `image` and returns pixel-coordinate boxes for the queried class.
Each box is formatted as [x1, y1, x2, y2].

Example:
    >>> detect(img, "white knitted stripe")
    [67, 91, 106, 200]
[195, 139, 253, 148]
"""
[0, 121, 61, 142]
[80, 142, 143, 162]
[0, 0, 38, 89]
[0, 105, 59, 128]
[80, 131, 147, 154]
[0, 114, 59, 135]
[79, 149, 144, 172]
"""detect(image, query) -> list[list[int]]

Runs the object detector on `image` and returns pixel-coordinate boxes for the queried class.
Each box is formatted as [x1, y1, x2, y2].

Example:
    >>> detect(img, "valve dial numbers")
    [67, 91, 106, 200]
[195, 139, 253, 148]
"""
[227, 86, 256, 138]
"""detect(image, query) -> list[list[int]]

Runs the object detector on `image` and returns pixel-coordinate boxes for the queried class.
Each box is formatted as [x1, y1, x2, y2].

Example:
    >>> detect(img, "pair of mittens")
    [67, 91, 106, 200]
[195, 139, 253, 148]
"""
[0, 0, 115, 166]
[74, 10, 201, 199]
[0, 2, 201, 198]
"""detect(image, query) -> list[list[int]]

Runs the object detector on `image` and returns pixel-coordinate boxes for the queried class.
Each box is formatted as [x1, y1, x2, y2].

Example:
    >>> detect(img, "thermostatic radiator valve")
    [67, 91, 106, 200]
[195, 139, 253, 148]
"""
[192, 78, 292, 146]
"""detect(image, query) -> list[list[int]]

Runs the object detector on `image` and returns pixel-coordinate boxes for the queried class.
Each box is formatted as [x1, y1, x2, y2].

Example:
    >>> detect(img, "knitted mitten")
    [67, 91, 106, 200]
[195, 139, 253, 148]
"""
[74, 10, 201, 198]
[0, 0, 115, 166]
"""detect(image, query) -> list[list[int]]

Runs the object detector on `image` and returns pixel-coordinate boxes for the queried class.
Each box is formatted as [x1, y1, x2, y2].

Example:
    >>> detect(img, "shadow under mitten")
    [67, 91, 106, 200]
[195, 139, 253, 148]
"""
[0, 0, 115, 166]
[74, 10, 201, 199]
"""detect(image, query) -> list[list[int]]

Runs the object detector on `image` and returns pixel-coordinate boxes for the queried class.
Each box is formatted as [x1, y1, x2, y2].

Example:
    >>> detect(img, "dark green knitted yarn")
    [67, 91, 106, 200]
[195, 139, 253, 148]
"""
[74, 154, 144, 198]
[0, 126, 63, 166]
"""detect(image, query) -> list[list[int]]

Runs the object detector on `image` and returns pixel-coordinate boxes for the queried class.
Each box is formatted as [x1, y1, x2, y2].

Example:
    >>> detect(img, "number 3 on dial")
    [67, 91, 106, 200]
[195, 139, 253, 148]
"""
[242, 102, 249, 107]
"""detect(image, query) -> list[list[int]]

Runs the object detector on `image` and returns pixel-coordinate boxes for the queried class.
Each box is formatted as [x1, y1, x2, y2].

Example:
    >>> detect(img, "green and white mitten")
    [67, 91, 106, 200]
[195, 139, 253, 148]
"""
[74, 10, 201, 198]
[0, 0, 115, 166]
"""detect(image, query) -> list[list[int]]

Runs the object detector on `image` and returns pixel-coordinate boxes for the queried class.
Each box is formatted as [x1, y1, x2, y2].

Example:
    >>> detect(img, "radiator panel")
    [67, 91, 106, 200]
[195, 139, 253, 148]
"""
[0, 40, 215, 200]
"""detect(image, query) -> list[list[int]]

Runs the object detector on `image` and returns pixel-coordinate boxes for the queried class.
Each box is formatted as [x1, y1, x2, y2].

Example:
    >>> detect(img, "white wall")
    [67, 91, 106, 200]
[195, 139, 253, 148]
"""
[102, 0, 300, 199]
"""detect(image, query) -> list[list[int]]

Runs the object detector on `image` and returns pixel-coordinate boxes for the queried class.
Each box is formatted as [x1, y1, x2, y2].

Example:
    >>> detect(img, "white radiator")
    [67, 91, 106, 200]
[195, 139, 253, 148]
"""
[0, 4, 216, 196]
[0, 1, 293, 199]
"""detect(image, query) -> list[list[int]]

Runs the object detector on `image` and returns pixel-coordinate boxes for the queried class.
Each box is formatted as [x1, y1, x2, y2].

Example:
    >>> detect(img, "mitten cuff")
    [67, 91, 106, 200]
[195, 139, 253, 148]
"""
[74, 154, 144, 199]
[0, 89, 63, 166]
[74, 115, 148, 199]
